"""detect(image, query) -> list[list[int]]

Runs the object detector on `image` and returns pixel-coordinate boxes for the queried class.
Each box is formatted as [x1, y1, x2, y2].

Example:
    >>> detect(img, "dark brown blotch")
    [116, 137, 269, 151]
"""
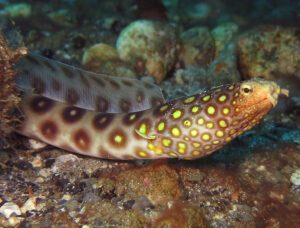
[31, 76, 46, 94]
[122, 112, 143, 126]
[136, 90, 145, 103]
[106, 78, 120, 89]
[62, 66, 75, 79]
[26, 55, 40, 65]
[29, 96, 55, 114]
[66, 88, 80, 105]
[93, 113, 114, 130]
[121, 80, 133, 87]
[42, 60, 57, 72]
[52, 79, 61, 92]
[144, 81, 154, 89]
[95, 96, 109, 112]
[151, 96, 164, 108]
[92, 77, 106, 87]
[78, 70, 90, 88]
[73, 129, 90, 151]
[40, 120, 58, 140]
[62, 106, 86, 124]
[120, 99, 131, 112]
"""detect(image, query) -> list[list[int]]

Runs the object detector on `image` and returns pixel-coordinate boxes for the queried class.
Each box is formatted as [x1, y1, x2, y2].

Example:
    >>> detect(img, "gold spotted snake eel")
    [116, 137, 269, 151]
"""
[15, 54, 288, 160]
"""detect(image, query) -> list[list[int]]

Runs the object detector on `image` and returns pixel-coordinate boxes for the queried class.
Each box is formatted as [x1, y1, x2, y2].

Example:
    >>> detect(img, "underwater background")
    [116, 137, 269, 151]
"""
[0, 0, 300, 227]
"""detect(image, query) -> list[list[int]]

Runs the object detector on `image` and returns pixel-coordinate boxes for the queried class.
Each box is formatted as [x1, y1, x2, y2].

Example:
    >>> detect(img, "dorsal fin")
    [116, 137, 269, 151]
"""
[15, 54, 165, 113]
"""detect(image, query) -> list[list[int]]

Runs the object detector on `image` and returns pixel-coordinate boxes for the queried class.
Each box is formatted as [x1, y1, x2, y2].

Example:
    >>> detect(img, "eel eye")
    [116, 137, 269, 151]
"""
[241, 85, 253, 95]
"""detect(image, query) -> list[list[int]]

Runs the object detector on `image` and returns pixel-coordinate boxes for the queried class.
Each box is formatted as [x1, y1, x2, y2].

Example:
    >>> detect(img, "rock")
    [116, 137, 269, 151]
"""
[0, 202, 21, 218]
[116, 20, 178, 82]
[47, 9, 74, 27]
[179, 26, 215, 67]
[0, 3, 31, 18]
[82, 43, 119, 65]
[79, 201, 147, 227]
[290, 169, 300, 186]
[21, 197, 37, 214]
[51, 154, 82, 174]
[212, 22, 239, 56]
[183, 2, 211, 21]
[82, 43, 137, 78]
[207, 42, 241, 86]
[28, 138, 47, 150]
[237, 26, 300, 97]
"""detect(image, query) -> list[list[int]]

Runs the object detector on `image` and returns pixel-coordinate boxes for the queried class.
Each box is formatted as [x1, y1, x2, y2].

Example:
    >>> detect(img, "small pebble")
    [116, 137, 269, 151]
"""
[31, 157, 43, 168]
[8, 216, 23, 226]
[62, 194, 72, 201]
[290, 169, 300, 186]
[0, 202, 21, 218]
[28, 139, 47, 150]
[21, 197, 37, 214]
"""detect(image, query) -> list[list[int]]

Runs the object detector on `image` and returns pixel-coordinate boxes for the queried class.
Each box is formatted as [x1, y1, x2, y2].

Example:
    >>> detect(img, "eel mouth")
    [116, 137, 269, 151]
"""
[252, 78, 289, 107]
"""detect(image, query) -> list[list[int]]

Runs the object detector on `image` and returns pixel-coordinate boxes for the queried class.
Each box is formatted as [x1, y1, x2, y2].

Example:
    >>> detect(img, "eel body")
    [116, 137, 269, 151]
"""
[15, 55, 288, 160]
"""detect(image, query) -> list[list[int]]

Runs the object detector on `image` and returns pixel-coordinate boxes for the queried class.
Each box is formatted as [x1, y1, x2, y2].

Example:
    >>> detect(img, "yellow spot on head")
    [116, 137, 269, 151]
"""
[157, 121, 165, 132]
[228, 85, 234, 90]
[129, 114, 136, 121]
[160, 105, 169, 112]
[207, 106, 216, 115]
[229, 129, 236, 135]
[202, 95, 211, 102]
[114, 135, 123, 144]
[206, 122, 214, 129]
[212, 140, 220, 145]
[138, 151, 148, 158]
[172, 110, 183, 119]
[202, 133, 211, 141]
[235, 108, 240, 112]
[192, 142, 201, 148]
[191, 106, 200, 114]
[177, 142, 186, 154]
[216, 130, 224, 138]
[154, 148, 163, 155]
[171, 127, 181, 137]
[234, 92, 239, 97]
[184, 136, 190, 141]
[192, 150, 201, 156]
[218, 119, 228, 128]
[147, 143, 155, 150]
[222, 107, 230, 115]
[218, 95, 227, 102]
[169, 152, 178, 158]
[232, 121, 239, 126]
[197, 117, 205, 125]
[225, 137, 232, 142]
[183, 119, 192, 128]
[162, 138, 172, 147]
[232, 100, 237, 105]
[184, 96, 195, 104]
[190, 129, 199, 137]
[204, 145, 211, 150]
[138, 123, 147, 134]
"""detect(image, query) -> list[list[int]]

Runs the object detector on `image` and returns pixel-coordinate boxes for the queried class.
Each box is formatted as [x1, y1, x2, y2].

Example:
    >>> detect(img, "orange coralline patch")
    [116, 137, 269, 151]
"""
[153, 202, 208, 228]
[0, 32, 27, 144]
[115, 163, 181, 205]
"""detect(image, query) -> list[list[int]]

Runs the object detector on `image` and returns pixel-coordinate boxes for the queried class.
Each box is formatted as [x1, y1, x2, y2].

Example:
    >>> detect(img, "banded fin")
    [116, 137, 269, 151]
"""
[15, 54, 165, 113]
